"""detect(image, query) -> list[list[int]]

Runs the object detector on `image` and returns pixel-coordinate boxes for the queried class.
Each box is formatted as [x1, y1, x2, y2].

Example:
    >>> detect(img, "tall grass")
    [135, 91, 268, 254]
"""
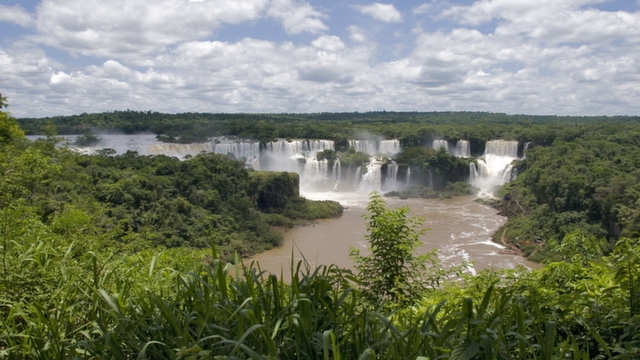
[0, 246, 612, 359]
[2, 207, 639, 358]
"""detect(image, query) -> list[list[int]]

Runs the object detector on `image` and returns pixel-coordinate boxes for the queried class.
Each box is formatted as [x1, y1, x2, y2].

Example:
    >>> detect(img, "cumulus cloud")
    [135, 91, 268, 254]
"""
[311, 35, 346, 52]
[0, 5, 33, 27]
[266, 0, 328, 34]
[2, 0, 640, 117]
[357, 3, 402, 22]
[439, 0, 640, 45]
[32, 0, 269, 60]
[348, 25, 368, 43]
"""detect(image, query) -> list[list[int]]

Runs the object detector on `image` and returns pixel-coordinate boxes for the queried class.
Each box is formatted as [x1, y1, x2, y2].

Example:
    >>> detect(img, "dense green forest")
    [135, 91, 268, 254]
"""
[3, 102, 640, 358]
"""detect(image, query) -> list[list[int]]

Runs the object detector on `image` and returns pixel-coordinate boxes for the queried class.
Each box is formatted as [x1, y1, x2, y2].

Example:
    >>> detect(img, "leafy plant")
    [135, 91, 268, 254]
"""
[350, 192, 465, 305]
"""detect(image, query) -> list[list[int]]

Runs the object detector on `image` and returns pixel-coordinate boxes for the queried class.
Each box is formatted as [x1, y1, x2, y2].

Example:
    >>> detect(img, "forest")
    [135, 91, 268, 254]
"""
[18, 110, 640, 262]
[2, 102, 640, 358]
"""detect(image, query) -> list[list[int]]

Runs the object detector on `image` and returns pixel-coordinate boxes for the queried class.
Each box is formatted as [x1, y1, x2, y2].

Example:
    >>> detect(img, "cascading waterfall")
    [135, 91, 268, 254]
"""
[349, 140, 377, 155]
[258, 139, 337, 192]
[472, 140, 519, 197]
[349, 139, 401, 156]
[432, 139, 449, 153]
[213, 142, 260, 163]
[60, 134, 410, 195]
[380, 161, 406, 192]
[378, 140, 402, 156]
[454, 140, 470, 157]
[357, 161, 383, 193]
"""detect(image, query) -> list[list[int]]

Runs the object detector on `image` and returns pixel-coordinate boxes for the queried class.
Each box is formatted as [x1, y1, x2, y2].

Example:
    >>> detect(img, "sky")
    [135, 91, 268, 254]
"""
[1, 0, 639, 118]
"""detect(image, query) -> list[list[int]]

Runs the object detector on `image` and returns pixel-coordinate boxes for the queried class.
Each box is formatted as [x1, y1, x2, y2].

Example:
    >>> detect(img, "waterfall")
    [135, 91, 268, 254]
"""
[350, 139, 401, 156]
[63, 134, 411, 195]
[432, 139, 449, 153]
[472, 140, 519, 197]
[469, 162, 478, 180]
[522, 142, 534, 159]
[332, 160, 342, 190]
[484, 140, 518, 157]
[378, 140, 402, 156]
[381, 161, 406, 192]
[352, 166, 363, 190]
[349, 140, 377, 155]
[357, 161, 386, 193]
[214, 141, 260, 164]
[454, 140, 470, 157]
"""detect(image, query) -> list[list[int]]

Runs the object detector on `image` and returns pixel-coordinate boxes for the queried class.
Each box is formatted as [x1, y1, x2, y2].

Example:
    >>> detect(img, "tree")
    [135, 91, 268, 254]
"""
[0, 112, 24, 146]
[350, 192, 463, 304]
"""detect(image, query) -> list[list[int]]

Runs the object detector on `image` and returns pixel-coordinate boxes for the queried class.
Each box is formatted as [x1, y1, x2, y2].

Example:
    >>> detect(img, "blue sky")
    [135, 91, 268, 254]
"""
[1, 0, 639, 117]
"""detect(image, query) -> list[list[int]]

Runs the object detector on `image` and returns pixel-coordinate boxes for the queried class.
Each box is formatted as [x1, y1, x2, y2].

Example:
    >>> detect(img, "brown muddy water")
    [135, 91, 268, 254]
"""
[248, 194, 541, 277]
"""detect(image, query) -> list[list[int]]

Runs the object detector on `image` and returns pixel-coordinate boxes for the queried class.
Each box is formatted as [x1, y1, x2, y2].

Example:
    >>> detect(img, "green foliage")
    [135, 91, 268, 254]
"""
[0, 111, 24, 146]
[2, 180, 640, 358]
[388, 181, 477, 199]
[249, 171, 300, 212]
[548, 230, 605, 265]
[350, 192, 462, 305]
[316, 149, 337, 161]
[499, 132, 640, 261]
[338, 150, 370, 168]
[6, 106, 640, 358]
[73, 133, 101, 146]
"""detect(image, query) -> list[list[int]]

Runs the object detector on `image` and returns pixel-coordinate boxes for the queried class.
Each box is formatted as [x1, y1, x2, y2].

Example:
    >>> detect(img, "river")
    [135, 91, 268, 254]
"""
[249, 192, 541, 277]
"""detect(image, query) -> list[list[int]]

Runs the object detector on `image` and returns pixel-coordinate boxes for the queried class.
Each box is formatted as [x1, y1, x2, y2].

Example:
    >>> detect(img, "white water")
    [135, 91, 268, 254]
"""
[432, 139, 449, 153]
[454, 140, 471, 157]
[349, 139, 401, 156]
[471, 140, 519, 198]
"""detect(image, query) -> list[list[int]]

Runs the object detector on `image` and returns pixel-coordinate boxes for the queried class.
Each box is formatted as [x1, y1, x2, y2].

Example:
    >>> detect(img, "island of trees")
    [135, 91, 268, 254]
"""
[1, 99, 639, 358]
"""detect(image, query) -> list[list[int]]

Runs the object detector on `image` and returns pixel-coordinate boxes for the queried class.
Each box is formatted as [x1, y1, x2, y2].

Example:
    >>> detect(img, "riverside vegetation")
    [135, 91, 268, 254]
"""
[2, 99, 640, 358]
[18, 109, 640, 263]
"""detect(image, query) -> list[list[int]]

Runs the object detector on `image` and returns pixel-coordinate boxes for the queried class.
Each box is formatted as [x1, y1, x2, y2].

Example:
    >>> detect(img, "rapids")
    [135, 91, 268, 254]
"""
[250, 193, 541, 277]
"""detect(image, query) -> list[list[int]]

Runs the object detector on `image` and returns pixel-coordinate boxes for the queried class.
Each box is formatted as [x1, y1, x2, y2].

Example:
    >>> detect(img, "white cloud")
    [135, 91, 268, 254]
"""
[348, 25, 368, 43]
[0, 5, 33, 27]
[411, 4, 432, 15]
[439, 0, 640, 45]
[2, 0, 640, 117]
[358, 3, 403, 23]
[311, 35, 345, 52]
[32, 0, 269, 60]
[266, 0, 328, 35]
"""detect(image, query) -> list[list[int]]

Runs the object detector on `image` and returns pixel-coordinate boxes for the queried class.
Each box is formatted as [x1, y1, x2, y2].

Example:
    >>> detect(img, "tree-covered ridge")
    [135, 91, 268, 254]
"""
[496, 126, 640, 261]
[17, 110, 640, 150]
